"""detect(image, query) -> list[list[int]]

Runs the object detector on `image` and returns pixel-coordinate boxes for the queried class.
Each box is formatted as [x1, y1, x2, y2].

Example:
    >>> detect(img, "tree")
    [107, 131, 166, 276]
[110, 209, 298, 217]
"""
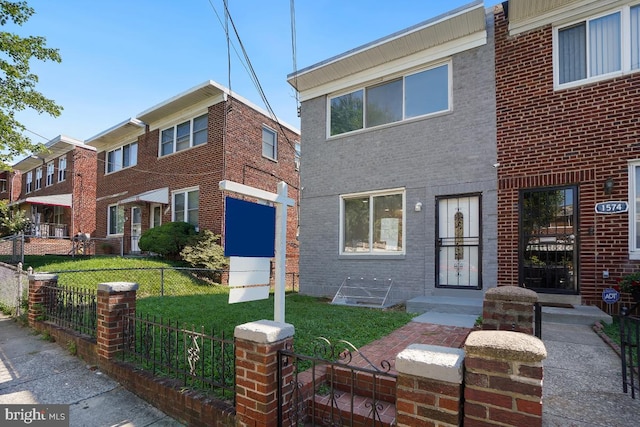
[0, 1, 62, 168]
[0, 199, 29, 236]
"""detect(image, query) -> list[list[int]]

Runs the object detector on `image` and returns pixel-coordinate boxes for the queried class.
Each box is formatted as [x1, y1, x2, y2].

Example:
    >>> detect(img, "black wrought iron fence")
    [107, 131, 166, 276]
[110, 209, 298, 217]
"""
[41, 284, 97, 338]
[122, 313, 235, 401]
[620, 306, 640, 399]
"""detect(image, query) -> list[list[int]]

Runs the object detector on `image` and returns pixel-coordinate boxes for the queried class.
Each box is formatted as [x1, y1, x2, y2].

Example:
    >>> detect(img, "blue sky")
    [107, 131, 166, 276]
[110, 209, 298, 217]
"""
[12, 0, 501, 144]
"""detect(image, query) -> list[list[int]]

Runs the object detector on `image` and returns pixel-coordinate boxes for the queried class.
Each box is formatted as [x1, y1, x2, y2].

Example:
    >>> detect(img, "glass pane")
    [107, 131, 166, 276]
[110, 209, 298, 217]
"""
[343, 196, 370, 252]
[176, 121, 190, 151]
[632, 5, 640, 70]
[636, 166, 640, 249]
[161, 129, 174, 156]
[187, 190, 199, 227]
[193, 115, 207, 146]
[330, 90, 363, 136]
[365, 79, 402, 127]
[589, 12, 621, 77]
[262, 128, 276, 158]
[405, 65, 449, 118]
[373, 194, 403, 252]
[559, 23, 586, 84]
[123, 143, 137, 167]
[174, 193, 185, 221]
[152, 206, 161, 228]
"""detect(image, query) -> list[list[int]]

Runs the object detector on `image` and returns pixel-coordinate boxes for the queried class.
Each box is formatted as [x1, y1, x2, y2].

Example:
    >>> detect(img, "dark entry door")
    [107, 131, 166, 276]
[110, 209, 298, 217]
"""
[520, 186, 577, 293]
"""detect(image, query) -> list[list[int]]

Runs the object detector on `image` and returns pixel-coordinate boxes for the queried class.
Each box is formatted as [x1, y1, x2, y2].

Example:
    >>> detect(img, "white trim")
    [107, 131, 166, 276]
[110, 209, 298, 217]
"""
[629, 160, 640, 258]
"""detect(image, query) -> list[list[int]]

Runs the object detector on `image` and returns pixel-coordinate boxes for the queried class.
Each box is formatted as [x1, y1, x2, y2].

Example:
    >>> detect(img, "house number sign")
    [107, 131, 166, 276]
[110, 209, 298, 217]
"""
[594, 201, 628, 214]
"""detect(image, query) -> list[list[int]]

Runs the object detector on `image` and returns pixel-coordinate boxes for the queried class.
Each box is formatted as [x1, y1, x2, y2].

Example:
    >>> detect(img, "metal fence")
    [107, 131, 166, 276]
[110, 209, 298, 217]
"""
[620, 306, 640, 399]
[41, 284, 98, 338]
[0, 234, 125, 264]
[123, 313, 235, 401]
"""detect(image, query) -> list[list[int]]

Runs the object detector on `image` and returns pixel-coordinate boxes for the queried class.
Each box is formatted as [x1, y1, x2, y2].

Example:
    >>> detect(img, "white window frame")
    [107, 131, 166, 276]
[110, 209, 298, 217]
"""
[159, 113, 208, 157]
[554, 4, 640, 89]
[339, 188, 406, 256]
[294, 142, 301, 170]
[106, 141, 138, 174]
[327, 61, 452, 138]
[35, 167, 42, 191]
[172, 186, 199, 230]
[45, 162, 54, 187]
[58, 157, 67, 182]
[25, 171, 32, 194]
[262, 126, 278, 160]
[107, 204, 125, 236]
[629, 160, 640, 259]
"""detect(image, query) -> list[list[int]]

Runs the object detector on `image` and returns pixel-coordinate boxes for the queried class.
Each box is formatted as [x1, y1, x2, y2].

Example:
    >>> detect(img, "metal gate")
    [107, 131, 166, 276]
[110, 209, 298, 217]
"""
[620, 306, 640, 399]
[277, 338, 397, 426]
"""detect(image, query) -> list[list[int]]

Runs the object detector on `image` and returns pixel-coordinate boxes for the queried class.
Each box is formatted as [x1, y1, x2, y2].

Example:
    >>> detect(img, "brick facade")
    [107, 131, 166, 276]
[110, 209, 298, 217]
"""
[494, 5, 640, 307]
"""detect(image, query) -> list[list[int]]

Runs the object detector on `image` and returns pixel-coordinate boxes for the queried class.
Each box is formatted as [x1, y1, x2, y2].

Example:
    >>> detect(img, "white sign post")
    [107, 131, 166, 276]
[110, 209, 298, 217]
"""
[219, 180, 295, 323]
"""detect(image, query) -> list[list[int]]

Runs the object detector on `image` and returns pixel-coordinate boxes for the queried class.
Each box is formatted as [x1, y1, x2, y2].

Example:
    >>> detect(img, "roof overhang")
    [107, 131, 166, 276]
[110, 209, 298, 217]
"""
[13, 135, 95, 171]
[10, 193, 73, 208]
[287, 1, 486, 96]
[118, 187, 169, 205]
[86, 118, 146, 152]
[507, 0, 624, 35]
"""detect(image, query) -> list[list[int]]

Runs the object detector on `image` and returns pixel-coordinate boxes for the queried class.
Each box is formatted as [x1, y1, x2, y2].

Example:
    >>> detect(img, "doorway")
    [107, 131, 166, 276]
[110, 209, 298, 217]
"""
[519, 186, 578, 293]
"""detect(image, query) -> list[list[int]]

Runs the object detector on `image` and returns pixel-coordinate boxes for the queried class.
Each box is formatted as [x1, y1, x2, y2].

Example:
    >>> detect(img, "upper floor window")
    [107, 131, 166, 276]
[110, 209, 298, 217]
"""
[35, 167, 42, 191]
[160, 114, 207, 157]
[262, 126, 277, 160]
[173, 187, 199, 229]
[58, 157, 67, 182]
[294, 142, 301, 170]
[107, 142, 138, 173]
[46, 162, 54, 187]
[556, 5, 640, 87]
[25, 172, 32, 193]
[329, 63, 450, 137]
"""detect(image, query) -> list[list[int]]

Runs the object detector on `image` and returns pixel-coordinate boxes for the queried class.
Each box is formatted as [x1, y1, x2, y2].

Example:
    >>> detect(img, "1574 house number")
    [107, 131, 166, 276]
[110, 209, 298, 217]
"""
[594, 201, 629, 214]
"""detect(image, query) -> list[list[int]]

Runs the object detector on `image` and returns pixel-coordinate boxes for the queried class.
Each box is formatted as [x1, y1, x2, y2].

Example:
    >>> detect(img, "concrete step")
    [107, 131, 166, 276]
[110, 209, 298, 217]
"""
[311, 390, 396, 427]
[406, 295, 483, 316]
[540, 304, 613, 325]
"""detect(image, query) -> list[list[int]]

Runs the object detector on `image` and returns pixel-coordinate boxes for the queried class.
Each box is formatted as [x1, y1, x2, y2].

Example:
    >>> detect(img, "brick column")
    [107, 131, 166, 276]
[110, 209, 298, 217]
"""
[28, 273, 58, 327]
[464, 331, 547, 427]
[482, 286, 538, 334]
[96, 282, 138, 361]
[234, 320, 295, 427]
[395, 344, 465, 427]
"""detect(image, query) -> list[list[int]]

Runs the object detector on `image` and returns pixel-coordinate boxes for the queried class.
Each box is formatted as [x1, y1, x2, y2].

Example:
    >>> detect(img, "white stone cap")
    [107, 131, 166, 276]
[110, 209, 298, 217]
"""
[97, 282, 139, 293]
[235, 320, 295, 343]
[29, 273, 58, 281]
[396, 344, 465, 384]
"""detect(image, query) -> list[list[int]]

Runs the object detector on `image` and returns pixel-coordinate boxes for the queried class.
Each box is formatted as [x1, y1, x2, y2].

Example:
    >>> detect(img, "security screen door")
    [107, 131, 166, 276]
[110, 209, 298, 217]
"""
[437, 195, 481, 289]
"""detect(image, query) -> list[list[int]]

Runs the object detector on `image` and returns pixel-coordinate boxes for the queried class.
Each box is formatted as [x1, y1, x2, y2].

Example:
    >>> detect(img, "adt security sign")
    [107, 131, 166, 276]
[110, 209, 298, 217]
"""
[602, 288, 620, 304]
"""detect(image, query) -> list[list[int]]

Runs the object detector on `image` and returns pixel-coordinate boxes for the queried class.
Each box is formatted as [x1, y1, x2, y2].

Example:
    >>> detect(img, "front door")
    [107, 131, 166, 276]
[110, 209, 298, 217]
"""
[520, 186, 578, 293]
[131, 206, 141, 253]
[436, 195, 481, 289]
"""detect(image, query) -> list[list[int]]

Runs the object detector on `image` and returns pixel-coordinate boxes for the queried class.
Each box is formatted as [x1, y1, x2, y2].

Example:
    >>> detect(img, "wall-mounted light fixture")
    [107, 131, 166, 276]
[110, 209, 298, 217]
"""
[604, 177, 615, 195]
[414, 202, 422, 212]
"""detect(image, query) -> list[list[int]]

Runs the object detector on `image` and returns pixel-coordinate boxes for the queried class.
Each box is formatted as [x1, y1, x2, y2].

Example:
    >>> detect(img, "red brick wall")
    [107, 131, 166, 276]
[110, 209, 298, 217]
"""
[494, 6, 640, 307]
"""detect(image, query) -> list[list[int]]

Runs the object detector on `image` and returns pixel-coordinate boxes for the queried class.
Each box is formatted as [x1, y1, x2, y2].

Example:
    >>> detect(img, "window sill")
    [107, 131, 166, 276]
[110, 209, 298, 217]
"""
[338, 253, 405, 260]
[629, 251, 640, 261]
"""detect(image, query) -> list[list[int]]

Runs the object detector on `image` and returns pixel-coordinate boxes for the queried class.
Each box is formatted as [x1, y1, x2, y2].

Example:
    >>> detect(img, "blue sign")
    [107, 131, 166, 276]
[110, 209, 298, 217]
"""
[595, 201, 628, 214]
[602, 288, 620, 304]
[224, 197, 275, 257]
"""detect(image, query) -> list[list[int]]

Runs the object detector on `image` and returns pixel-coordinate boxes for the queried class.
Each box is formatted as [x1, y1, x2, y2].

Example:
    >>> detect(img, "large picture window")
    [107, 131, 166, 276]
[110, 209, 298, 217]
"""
[556, 5, 640, 86]
[341, 189, 404, 254]
[329, 63, 450, 136]
[108, 204, 125, 236]
[160, 114, 208, 156]
[173, 188, 199, 229]
[107, 142, 138, 173]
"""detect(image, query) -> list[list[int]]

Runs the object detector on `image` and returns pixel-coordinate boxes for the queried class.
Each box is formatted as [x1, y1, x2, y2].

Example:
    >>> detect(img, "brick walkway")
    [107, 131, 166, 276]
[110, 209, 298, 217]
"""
[350, 321, 472, 374]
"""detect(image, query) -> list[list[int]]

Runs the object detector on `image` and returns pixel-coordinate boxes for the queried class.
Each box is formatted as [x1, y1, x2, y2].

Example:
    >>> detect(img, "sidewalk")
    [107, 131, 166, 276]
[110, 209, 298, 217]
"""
[0, 314, 183, 427]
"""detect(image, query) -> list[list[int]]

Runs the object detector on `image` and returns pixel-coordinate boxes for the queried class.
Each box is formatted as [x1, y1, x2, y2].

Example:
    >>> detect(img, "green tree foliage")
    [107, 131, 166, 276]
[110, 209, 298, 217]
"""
[1, 1, 62, 168]
[0, 200, 29, 236]
[138, 222, 197, 259]
[180, 230, 228, 270]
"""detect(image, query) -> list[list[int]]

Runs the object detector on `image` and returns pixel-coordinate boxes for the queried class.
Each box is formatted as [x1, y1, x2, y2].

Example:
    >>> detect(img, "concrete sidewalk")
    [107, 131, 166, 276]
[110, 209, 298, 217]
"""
[542, 321, 640, 427]
[0, 315, 183, 427]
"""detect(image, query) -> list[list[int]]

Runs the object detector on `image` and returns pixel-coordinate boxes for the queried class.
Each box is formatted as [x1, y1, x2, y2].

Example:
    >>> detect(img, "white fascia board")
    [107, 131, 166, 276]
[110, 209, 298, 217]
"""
[297, 31, 487, 102]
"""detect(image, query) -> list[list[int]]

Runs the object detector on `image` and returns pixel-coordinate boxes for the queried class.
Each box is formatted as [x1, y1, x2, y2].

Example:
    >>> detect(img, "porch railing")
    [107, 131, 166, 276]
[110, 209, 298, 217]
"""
[29, 223, 69, 238]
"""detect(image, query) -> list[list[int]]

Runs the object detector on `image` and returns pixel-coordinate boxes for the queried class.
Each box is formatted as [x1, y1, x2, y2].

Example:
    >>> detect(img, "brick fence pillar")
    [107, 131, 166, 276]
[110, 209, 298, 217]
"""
[482, 286, 538, 334]
[96, 282, 138, 361]
[464, 331, 547, 427]
[28, 273, 58, 327]
[395, 344, 465, 427]
[234, 320, 295, 427]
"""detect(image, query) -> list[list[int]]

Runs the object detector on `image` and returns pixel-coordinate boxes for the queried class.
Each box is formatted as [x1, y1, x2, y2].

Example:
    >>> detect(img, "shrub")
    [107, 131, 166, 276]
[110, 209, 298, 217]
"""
[180, 230, 228, 270]
[138, 222, 197, 259]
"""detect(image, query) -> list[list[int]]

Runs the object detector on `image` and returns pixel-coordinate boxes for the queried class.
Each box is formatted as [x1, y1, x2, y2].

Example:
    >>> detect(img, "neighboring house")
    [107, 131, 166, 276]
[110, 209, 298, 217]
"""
[87, 81, 300, 268]
[9, 135, 97, 239]
[287, 1, 498, 305]
[495, 0, 640, 307]
[0, 170, 21, 204]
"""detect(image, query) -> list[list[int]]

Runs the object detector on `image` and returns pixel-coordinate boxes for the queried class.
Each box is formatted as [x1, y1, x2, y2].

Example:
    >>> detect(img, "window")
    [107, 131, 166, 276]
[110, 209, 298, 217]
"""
[25, 172, 32, 193]
[107, 142, 137, 173]
[629, 161, 640, 258]
[329, 63, 450, 136]
[262, 126, 277, 160]
[294, 142, 301, 170]
[0, 179, 6, 193]
[159, 114, 208, 156]
[58, 157, 67, 182]
[173, 188, 199, 229]
[556, 5, 640, 86]
[108, 204, 125, 235]
[340, 189, 405, 254]
[35, 167, 42, 191]
[46, 162, 54, 187]
[53, 206, 64, 224]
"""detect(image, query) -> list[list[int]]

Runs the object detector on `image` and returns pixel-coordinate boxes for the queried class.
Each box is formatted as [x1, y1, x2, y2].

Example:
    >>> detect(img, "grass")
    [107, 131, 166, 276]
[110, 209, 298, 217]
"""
[600, 316, 639, 366]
